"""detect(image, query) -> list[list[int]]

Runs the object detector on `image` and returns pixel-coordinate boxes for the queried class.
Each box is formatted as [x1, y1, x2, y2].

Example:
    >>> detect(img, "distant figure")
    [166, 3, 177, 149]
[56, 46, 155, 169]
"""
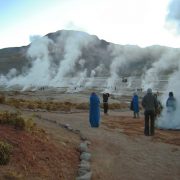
[166, 92, 176, 113]
[89, 92, 100, 127]
[103, 93, 110, 114]
[142, 88, 158, 136]
[122, 77, 127, 83]
[131, 92, 139, 118]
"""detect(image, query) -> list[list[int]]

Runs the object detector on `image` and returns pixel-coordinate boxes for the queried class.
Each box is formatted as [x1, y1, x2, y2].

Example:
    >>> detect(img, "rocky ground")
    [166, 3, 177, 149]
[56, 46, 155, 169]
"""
[0, 90, 180, 180]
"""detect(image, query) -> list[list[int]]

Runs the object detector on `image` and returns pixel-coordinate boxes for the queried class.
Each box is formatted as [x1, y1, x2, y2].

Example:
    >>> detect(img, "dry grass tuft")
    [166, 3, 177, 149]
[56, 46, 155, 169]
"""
[0, 94, 6, 104]
[0, 111, 36, 131]
[0, 141, 12, 165]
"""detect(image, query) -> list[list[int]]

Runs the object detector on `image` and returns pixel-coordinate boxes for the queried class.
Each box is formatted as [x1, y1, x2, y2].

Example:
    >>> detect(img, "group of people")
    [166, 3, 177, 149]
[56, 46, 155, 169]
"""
[89, 89, 177, 136]
[131, 89, 176, 136]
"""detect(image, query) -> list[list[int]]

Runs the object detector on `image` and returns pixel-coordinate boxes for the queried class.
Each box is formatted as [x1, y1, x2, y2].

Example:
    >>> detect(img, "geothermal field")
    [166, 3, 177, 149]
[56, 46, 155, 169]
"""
[0, 30, 180, 179]
[0, 86, 180, 179]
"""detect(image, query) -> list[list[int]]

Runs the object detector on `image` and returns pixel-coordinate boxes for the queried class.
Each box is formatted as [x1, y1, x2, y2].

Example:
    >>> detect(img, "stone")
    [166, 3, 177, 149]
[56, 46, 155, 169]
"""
[79, 143, 88, 152]
[76, 172, 92, 180]
[80, 152, 91, 161]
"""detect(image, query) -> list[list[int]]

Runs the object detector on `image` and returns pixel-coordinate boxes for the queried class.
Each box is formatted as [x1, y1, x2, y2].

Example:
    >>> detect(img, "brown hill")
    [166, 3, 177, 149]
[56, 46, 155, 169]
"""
[0, 119, 80, 179]
[1, 30, 178, 78]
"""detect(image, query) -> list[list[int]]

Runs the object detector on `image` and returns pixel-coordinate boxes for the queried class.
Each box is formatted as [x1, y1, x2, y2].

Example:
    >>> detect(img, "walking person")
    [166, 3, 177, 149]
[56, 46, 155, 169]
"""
[142, 88, 158, 136]
[131, 92, 139, 118]
[103, 93, 110, 115]
[89, 92, 100, 127]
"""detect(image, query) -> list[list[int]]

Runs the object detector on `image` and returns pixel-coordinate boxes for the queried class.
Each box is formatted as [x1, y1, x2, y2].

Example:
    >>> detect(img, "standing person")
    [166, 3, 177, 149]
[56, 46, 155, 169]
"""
[103, 93, 110, 115]
[89, 92, 100, 127]
[132, 92, 139, 118]
[166, 92, 176, 113]
[142, 88, 158, 136]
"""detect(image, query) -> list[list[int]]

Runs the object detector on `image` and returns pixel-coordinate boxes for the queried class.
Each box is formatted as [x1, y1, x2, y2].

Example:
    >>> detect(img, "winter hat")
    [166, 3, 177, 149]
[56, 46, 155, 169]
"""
[147, 88, 152, 94]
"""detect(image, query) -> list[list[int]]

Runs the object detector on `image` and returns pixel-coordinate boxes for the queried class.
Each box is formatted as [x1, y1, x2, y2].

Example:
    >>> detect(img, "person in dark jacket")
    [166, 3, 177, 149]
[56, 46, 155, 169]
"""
[132, 92, 139, 118]
[89, 92, 100, 127]
[142, 88, 158, 136]
[103, 93, 110, 114]
[166, 92, 176, 113]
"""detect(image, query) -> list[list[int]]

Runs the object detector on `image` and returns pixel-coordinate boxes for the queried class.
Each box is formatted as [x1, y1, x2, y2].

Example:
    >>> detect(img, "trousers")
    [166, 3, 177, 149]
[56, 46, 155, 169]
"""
[144, 110, 155, 136]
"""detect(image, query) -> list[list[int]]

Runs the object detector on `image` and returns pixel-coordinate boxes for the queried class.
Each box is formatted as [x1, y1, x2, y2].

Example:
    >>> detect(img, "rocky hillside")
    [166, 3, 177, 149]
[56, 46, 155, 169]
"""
[0, 30, 179, 78]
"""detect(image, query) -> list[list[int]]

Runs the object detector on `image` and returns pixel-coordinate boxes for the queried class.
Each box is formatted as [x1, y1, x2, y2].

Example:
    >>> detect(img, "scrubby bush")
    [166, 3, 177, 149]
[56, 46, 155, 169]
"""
[0, 111, 26, 130]
[25, 118, 36, 131]
[3, 171, 23, 179]
[100, 103, 129, 110]
[76, 103, 89, 110]
[0, 141, 12, 165]
[6, 98, 21, 108]
[0, 94, 5, 104]
[0, 111, 15, 125]
[14, 117, 25, 130]
[109, 103, 128, 109]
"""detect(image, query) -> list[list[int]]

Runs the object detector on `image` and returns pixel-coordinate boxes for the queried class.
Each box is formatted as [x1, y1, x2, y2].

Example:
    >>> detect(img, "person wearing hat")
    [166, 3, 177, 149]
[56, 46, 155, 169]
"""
[142, 88, 158, 136]
[89, 92, 101, 127]
[131, 92, 139, 118]
[166, 91, 176, 113]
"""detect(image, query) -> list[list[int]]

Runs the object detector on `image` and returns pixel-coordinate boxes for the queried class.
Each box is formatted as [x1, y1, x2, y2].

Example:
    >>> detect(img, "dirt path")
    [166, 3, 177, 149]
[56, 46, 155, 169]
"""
[33, 110, 180, 180]
[1, 90, 180, 179]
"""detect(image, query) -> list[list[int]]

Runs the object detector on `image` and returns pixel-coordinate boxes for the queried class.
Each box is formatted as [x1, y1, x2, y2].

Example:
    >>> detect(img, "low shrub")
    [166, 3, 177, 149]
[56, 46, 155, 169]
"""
[0, 94, 5, 104]
[25, 118, 36, 131]
[27, 103, 35, 109]
[3, 171, 23, 179]
[0, 111, 26, 130]
[76, 103, 89, 110]
[14, 117, 25, 130]
[0, 141, 12, 165]
[0, 111, 16, 125]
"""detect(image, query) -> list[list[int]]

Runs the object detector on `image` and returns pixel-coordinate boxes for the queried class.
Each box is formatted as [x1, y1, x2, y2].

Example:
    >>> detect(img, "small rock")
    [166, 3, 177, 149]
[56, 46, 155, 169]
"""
[79, 163, 91, 171]
[79, 143, 88, 152]
[67, 126, 73, 131]
[78, 168, 89, 176]
[80, 134, 87, 141]
[76, 172, 92, 180]
[64, 124, 70, 128]
[80, 160, 90, 165]
[84, 140, 91, 146]
[80, 152, 91, 161]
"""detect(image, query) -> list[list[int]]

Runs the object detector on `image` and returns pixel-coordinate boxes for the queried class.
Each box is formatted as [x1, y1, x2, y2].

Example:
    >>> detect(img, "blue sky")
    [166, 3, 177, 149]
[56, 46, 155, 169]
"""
[0, 0, 179, 49]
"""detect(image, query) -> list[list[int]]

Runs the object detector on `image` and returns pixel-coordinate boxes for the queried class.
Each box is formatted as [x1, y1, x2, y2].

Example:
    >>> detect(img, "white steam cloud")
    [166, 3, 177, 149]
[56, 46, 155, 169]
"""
[154, 0, 180, 129]
[0, 29, 180, 129]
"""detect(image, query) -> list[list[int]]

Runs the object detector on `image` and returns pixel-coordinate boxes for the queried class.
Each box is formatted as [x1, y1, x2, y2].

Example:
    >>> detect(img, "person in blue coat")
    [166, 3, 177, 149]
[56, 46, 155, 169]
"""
[132, 92, 139, 118]
[89, 92, 100, 127]
[166, 92, 176, 113]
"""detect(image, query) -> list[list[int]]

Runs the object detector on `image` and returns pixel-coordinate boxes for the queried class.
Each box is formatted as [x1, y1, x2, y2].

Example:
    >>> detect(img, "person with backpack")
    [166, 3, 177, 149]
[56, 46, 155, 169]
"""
[142, 88, 158, 136]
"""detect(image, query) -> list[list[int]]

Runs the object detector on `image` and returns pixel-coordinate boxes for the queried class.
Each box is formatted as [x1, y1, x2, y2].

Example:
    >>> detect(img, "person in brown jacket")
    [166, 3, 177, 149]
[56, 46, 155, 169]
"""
[142, 88, 158, 136]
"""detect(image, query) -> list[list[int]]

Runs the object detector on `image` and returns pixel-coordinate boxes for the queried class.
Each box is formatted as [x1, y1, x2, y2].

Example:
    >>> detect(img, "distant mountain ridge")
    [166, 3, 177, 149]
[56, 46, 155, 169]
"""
[0, 30, 179, 77]
[0, 30, 110, 75]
